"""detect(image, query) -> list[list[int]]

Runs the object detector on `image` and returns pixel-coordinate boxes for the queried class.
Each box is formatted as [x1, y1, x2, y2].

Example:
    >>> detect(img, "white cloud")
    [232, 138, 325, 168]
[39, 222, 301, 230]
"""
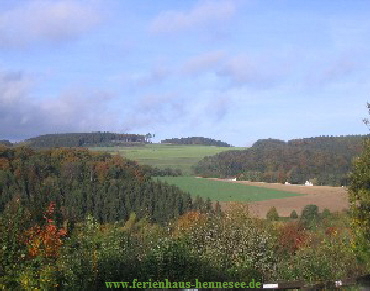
[0, 0, 102, 48]
[304, 56, 357, 89]
[0, 70, 122, 140]
[149, 0, 236, 33]
[217, 54, 286, 88]
[181, 50, 225, 75]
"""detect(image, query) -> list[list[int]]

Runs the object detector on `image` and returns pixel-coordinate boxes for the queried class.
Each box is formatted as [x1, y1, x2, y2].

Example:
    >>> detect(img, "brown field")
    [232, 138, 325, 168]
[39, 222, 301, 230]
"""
[210, 179, 349, 218]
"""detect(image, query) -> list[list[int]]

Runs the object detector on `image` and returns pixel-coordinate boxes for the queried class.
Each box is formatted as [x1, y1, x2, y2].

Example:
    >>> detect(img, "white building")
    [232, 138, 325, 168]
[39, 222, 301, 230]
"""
[305, 181, 314, 186]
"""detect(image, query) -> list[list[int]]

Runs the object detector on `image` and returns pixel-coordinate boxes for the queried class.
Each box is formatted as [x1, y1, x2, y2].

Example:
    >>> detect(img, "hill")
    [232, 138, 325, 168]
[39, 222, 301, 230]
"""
[193, 135, 369, 186]
[89, 143, 248, 175]
[24, 132, 148, 148]
[0, 139, 12, 146]
[161, 137, 231, 147]
[0, 145, 215, 225]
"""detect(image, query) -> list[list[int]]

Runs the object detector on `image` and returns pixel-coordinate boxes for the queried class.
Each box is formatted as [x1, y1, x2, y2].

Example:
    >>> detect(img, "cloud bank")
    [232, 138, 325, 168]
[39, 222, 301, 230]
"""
[149, 0, 236, 33]
[0, 0, 102, 48]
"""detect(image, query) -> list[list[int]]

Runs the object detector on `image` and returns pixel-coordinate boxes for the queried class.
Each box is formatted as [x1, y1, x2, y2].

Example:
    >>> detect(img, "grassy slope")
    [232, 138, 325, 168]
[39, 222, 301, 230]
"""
[155, 177, 303, 202]
[89, 143, 248, 175]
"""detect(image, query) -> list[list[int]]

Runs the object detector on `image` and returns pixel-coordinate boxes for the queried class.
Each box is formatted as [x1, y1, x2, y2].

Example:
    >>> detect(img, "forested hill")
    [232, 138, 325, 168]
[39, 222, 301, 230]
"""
[24, 132, 147, 148]
[161, 137, 231, 147]
[0, 139, 12, 146]
[0, 146, 212, 226]
[193, 135, 370, 186]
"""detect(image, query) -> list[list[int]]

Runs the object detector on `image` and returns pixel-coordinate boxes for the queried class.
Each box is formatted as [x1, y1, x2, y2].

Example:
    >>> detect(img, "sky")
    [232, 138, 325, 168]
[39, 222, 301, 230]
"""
[1, 0, 370, 146]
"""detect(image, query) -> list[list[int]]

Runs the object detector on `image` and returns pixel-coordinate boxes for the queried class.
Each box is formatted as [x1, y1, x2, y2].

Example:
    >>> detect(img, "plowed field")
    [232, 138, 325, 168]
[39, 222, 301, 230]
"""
[210, 179, 349, 218]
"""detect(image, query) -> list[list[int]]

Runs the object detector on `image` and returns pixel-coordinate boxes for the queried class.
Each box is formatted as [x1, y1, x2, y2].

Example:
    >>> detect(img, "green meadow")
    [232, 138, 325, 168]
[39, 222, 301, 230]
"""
[89, 143, 247, 175]
[155, 177, 303, 202]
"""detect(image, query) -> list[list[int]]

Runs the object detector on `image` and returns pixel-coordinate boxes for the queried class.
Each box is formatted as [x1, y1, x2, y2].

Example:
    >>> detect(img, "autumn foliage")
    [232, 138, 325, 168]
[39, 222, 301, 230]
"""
[277, 221, 308, 253]
[24, 202, 67, 258]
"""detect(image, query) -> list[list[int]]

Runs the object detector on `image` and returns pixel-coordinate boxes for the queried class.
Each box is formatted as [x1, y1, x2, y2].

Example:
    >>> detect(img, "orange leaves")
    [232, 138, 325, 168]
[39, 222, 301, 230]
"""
[94, 161, 110, 182]
[325, 226, 339, 236]
[277, 222, 308, 254]
[0, 157, 10, 170]
[172, 211, 206, 237]
[24, 202, 67, 258]
[25, 223, 66, 258]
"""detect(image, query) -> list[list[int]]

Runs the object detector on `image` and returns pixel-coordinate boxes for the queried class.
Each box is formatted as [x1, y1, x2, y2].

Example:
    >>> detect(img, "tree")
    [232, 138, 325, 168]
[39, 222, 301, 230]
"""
[145, 133, 152, 143]
[289, 210, 299, 219]
[348, 138, 370, 241]
[300, 204, 319, 228]
[266, 206, 279, 221]
[214, 201, 222, 216]
[348, 104, 370, 240]
[321, 208, 331, 220]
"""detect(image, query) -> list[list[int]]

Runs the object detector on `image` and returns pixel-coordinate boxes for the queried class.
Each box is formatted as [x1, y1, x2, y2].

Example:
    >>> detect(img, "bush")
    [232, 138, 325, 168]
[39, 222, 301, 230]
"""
[300, 204, 320, 228]
[267, 207, 279, 221]
[289, 210, 299, 219]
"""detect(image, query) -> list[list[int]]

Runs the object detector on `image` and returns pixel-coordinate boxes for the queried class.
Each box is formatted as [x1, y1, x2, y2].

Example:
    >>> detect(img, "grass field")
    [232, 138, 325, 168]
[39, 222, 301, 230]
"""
[155, 177, 303, 202]
[89, 143, 247, 175]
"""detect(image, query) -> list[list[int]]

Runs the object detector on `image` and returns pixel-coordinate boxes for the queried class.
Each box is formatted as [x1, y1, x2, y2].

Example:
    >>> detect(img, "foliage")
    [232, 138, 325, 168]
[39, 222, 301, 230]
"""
[289, 210, 299, 219]
[24, 202, 67, 258]
[161, 136, 232, 147]
[1, 199, 368, 290]
[266, 207, 279, 221]
[90, 143, 247, 176]
[348, 137, 370, 264]
[275, 221, 307, 255]
[300, 205, 320, 228]
[0, 146, 208, 226]
[3, 135, 370, 289]
[194, 135, 367, 186]
[276, 226, 362, 282]
[25, 132, 147, 148]
[321, 208, 332, 220]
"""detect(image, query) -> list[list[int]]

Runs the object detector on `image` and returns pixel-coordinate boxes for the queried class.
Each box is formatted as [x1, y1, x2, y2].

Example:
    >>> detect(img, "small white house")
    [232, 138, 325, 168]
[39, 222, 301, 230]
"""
[305, 181, 314, 186]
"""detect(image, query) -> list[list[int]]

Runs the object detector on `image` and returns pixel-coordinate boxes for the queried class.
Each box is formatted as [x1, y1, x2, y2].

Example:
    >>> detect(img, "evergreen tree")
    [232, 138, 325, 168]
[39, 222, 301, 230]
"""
[289, 210, 299, 219]
[300, 204, 319, 228]
[266, 206, 279, 221]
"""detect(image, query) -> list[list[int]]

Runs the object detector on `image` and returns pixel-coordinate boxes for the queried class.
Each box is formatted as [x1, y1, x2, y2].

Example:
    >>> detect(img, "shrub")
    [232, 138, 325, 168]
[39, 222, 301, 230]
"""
[300, 204, 320, 228]
[267, 207, 279, 221]
[289, 210, 299, 219]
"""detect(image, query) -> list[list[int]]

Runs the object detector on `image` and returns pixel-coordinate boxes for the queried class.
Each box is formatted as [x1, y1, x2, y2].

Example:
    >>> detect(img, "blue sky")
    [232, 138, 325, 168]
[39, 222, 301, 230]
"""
[1, 0, 370, 146]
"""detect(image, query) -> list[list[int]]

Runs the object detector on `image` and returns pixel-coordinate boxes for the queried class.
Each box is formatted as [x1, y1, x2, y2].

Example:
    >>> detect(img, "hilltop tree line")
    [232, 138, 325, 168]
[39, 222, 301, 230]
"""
[193, 135, 369, 186]
[0, 146, 212, 227]
[161, 137, 231, 147]
[24, 132, 147, 148]
[0, 139, 12, 146]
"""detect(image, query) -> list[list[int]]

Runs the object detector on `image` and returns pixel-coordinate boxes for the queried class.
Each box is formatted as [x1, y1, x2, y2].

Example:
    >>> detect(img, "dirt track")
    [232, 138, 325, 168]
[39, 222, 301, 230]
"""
[209, 179, 349, 218]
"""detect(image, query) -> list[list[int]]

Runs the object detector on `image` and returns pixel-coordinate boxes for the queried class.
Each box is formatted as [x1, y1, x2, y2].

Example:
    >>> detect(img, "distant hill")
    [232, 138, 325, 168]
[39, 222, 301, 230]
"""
[193, 134, 370, 186]
[89, 143, 247, 175]
[161, 137, 231, 147]
[24, 132, 147, 148]
[0, 139, 12, 146]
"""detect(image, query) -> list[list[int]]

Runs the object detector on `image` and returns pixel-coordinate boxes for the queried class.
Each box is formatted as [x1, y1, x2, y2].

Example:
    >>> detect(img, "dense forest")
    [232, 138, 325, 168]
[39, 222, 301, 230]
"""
[193, 135, 369, 186]
[24, 132, 147, 148]
[2, 137, 370, 289]
[0, 146, 212, 226]
[161, 137, 231, 147]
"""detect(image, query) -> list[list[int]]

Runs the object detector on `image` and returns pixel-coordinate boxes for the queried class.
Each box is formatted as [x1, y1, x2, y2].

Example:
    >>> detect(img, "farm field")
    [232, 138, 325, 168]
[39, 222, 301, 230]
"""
[89, 143, 247, 175]
[155, 176, 303, 202]
[209, 179, 349, 218]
